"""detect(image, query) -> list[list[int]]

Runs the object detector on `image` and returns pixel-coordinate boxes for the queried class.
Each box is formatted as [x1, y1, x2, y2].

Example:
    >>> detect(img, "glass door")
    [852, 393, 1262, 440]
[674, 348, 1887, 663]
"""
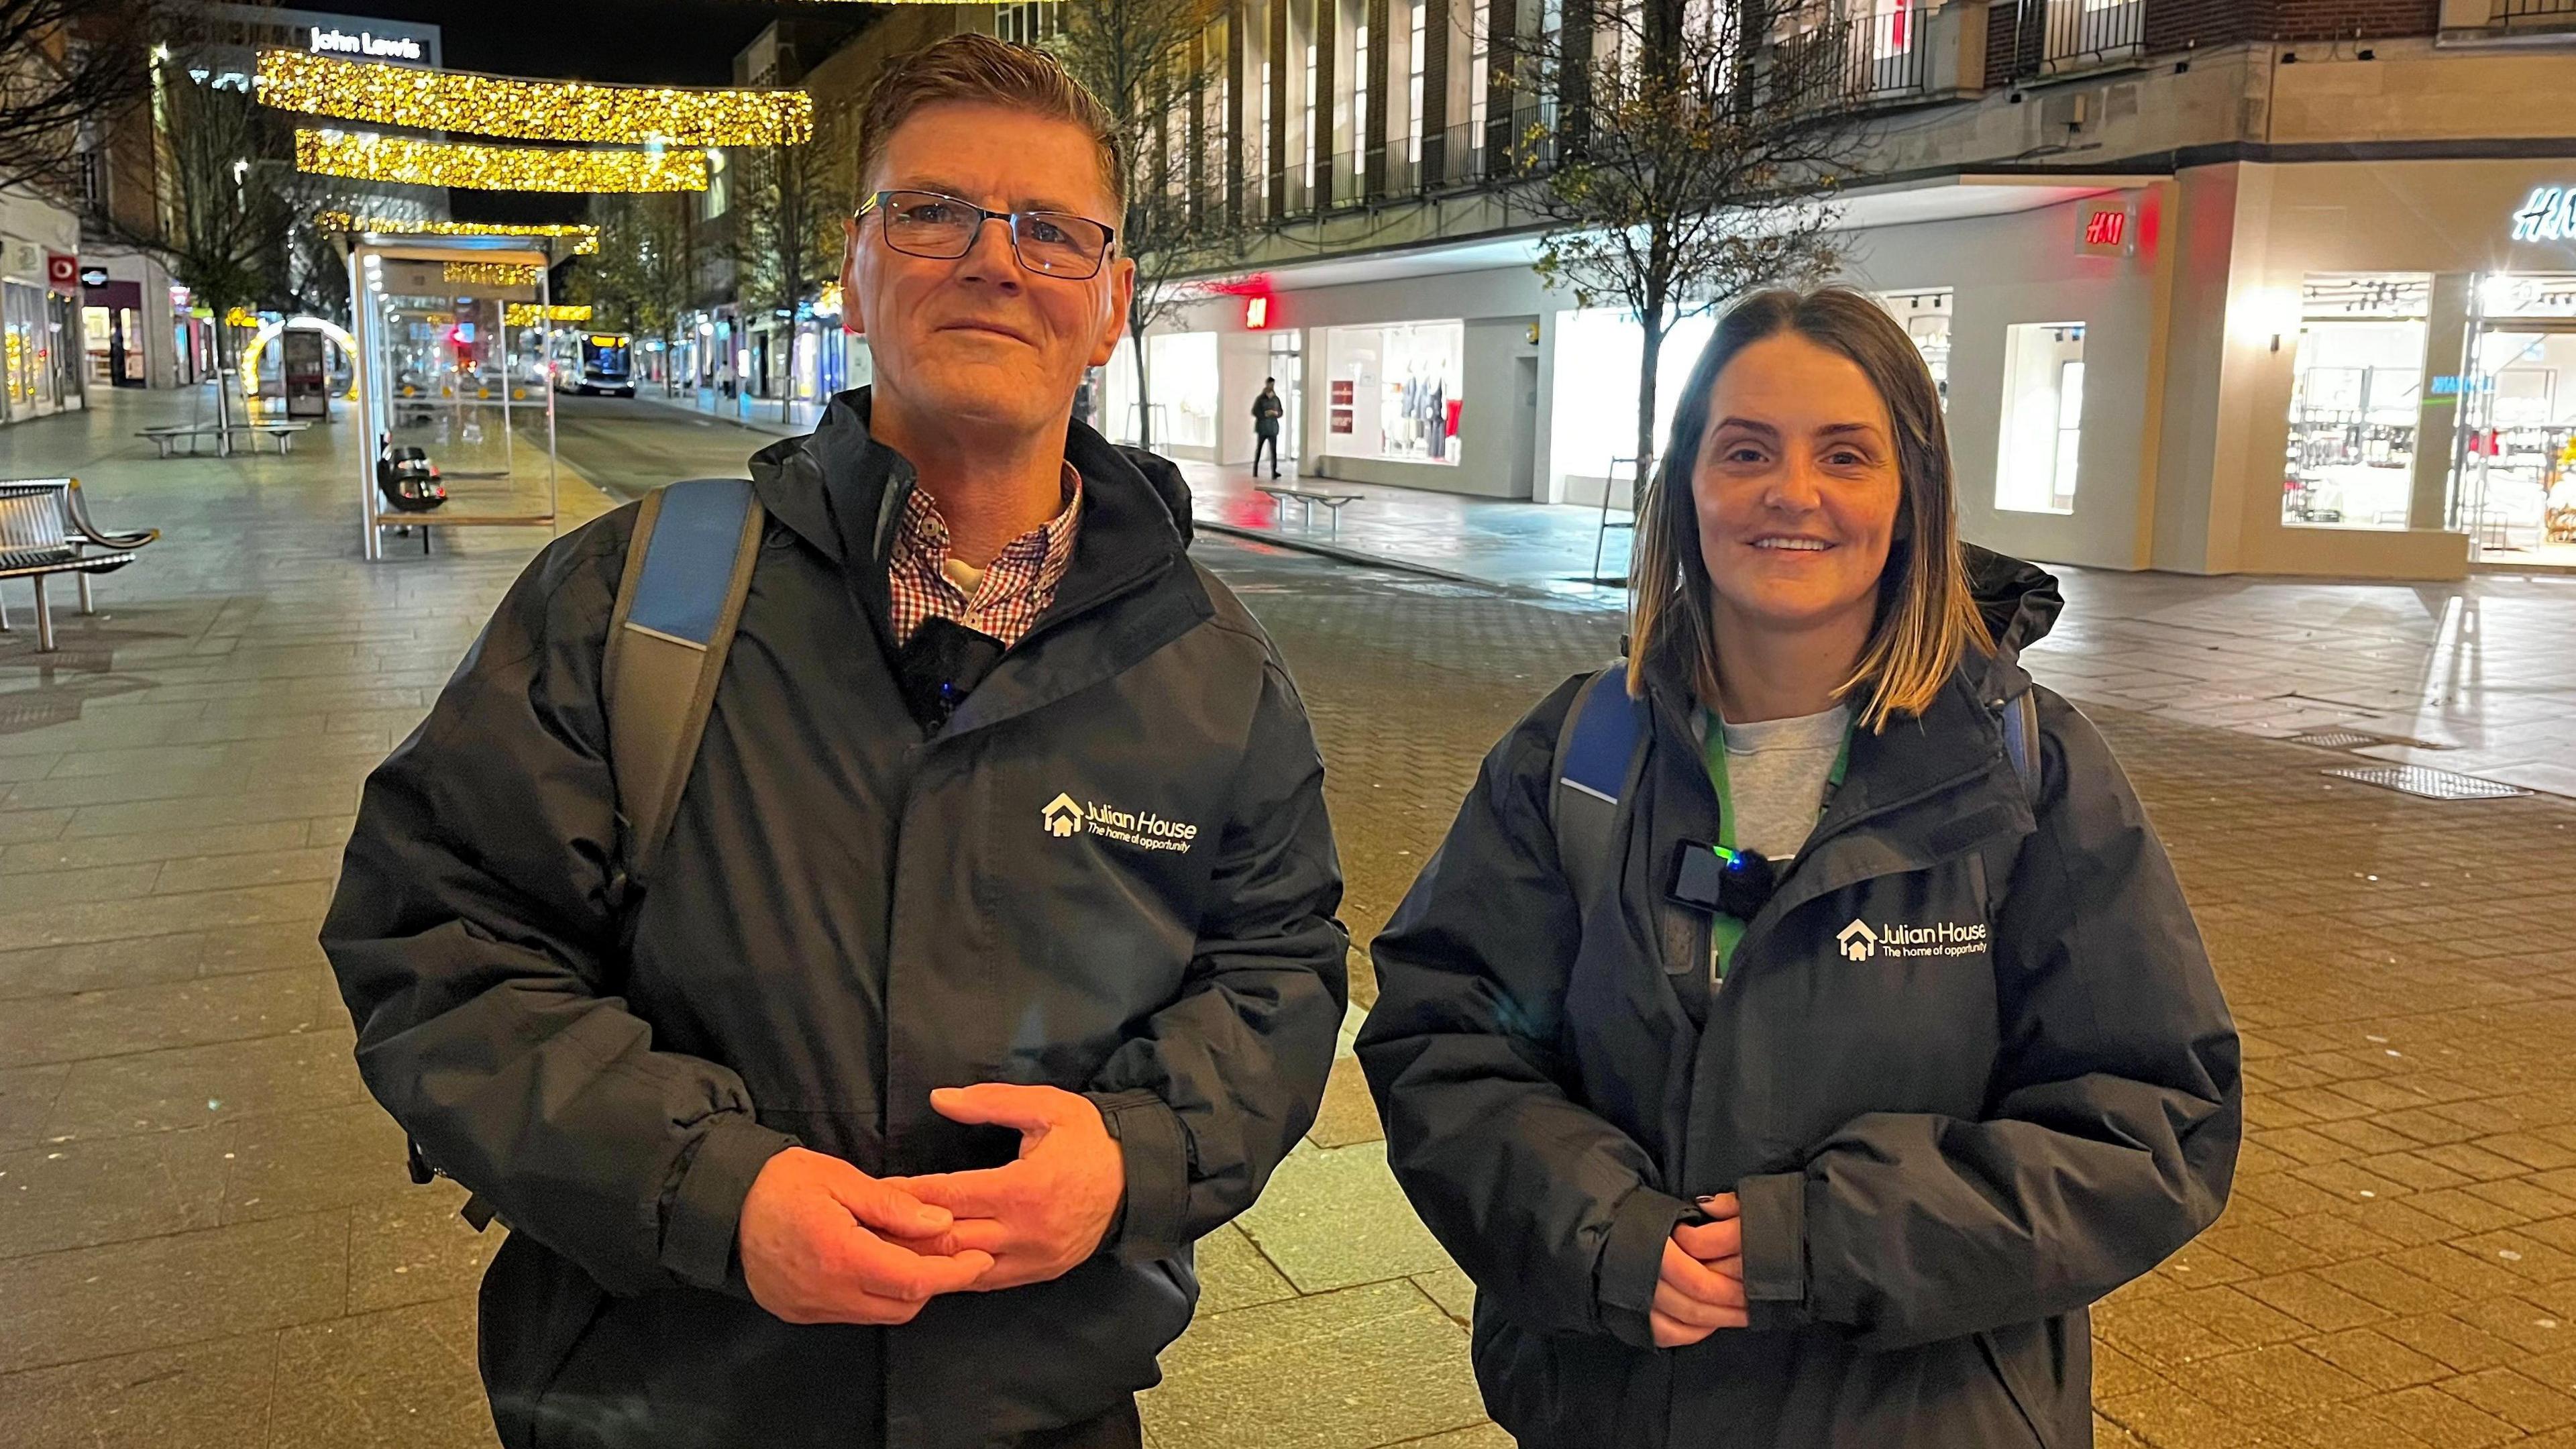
[2458, 319, 2576, 562]
[1269, 331, 1303, 473]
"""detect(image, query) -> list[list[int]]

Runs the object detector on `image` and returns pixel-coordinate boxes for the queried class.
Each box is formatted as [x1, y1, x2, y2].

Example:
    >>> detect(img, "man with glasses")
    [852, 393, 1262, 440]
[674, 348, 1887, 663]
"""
[323, 34, 1347, 1449]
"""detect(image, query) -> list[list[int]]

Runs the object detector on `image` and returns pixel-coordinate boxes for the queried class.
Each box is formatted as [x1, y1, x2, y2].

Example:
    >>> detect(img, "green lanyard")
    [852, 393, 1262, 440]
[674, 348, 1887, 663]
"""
[1698, 710, 1850, 981]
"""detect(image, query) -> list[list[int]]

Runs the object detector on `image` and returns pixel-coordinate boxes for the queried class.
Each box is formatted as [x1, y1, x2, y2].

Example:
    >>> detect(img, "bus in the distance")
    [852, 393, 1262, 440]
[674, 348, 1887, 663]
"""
[551, 331, 635, 397]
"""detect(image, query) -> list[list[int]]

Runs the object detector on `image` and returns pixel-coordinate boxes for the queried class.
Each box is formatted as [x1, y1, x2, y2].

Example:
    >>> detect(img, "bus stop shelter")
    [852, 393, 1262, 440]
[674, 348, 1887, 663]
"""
[343, 229, 565, 560]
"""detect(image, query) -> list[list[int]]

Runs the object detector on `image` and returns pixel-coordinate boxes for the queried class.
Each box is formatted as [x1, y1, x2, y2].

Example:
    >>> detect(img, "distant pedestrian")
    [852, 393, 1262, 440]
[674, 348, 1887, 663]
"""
[325, 34, 1346, 1449]
[1360, 286, 2240, 1448]
[1251, 377, 1284, 478]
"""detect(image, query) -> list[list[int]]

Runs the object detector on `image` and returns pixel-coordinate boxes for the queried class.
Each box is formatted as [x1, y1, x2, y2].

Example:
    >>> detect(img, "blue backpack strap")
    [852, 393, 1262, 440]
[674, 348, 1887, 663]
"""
[604, 477, 765, 885]
[1550, 660, 1646, 918]
[2000, 688, 2041, 802]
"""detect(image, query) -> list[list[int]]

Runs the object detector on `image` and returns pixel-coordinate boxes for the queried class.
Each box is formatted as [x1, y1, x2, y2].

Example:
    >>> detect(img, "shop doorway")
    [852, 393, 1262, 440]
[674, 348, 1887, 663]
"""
[1268, 331, 1303, 474]
[2457, 300, 2576, 567]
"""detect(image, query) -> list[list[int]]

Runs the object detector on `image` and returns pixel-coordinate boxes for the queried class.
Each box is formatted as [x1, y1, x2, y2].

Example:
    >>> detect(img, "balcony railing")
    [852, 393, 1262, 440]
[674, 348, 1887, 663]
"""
[1775, 4, 1933, 113]
[2019, 0, 2147, 76]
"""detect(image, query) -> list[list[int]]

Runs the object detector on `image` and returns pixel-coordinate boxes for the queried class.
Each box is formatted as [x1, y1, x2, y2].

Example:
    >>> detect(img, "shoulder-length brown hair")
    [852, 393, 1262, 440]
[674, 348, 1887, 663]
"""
[1627, 286, 1990, 730]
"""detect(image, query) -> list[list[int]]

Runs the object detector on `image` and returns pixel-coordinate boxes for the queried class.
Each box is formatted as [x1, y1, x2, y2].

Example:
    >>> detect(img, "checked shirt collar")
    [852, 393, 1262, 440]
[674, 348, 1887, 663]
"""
[885, 461, 1084, 649]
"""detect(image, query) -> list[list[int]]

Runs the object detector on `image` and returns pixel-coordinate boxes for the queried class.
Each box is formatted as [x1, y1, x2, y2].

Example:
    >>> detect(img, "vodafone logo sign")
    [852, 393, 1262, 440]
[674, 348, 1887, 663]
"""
[45, 253, 76, 290]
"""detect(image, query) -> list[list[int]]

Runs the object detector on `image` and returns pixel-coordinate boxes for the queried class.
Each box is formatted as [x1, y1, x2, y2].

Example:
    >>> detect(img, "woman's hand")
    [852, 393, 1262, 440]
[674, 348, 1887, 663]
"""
[1650, 1192, 1749, 1348]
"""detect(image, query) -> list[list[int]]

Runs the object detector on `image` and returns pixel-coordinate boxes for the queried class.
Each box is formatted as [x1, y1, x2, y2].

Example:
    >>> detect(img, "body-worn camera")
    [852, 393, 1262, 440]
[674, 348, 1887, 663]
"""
[1669, 839, 1782, 921]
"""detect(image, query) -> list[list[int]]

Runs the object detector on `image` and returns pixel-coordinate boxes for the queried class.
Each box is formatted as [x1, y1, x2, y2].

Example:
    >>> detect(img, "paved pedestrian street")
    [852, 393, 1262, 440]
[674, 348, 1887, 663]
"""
[5, 390, 2576, 1448]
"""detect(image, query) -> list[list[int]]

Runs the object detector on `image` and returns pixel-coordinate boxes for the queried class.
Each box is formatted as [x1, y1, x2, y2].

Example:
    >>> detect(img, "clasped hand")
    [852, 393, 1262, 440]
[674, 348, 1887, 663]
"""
[738, 1083, 1126, 1326]
[1650, 1191, 1748, 1348]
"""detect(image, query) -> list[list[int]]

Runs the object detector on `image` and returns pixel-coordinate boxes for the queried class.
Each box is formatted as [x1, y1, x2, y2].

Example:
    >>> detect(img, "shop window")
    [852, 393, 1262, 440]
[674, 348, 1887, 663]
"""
[2284, 273, 2428, 533]
[1148, 331, 1220, 449]
[1996, 322, 2084, 515]
[1548, 307, 1716, 506]
[1875, 288, 1951, 413]
[1324, 319, 1462, 465]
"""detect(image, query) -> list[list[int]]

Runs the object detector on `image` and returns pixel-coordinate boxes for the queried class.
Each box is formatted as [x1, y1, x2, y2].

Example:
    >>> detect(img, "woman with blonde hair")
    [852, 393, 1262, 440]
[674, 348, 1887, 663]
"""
[1359, 287, 2239, 1447]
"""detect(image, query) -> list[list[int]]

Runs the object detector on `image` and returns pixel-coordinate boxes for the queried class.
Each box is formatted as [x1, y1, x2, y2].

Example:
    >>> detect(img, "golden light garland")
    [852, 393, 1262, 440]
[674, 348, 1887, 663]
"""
[504, 303, 594, 327]
[258, 50, 812, 147]
[444, 261, 544, 288]
[294, 129, 707, 193]
[316, 212, 602, 255]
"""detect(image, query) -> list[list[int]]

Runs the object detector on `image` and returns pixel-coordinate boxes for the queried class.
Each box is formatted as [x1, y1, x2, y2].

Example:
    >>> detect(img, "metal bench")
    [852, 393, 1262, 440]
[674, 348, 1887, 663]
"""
[0, 479, 156, 652]
[136, 421, 309, 458]
[1255, 483, 1362, 536]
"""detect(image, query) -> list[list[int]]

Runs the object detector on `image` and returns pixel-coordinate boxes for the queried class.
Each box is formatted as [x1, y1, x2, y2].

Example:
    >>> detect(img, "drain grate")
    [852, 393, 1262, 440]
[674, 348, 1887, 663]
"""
[2289, 731, 2385, 751]
[2288, 728, 2454, 753]
[2323, 765, 2531, 801]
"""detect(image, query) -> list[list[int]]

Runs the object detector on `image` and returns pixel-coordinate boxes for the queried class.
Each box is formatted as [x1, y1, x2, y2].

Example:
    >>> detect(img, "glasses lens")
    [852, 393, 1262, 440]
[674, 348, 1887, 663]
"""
[880, 192, 977, 257]
[1014, 213, 1110, 278]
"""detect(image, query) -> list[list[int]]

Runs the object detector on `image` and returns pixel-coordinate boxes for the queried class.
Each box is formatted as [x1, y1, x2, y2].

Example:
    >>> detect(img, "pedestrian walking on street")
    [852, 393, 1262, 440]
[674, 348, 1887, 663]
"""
[323, 36, 1347, 1449]
[1251, 377, 1284, 478]
[1358, 287, 2239, 1448]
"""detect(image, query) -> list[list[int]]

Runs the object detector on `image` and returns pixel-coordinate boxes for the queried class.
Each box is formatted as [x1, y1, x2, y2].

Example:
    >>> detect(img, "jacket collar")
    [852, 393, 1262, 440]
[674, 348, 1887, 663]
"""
[745, 387, 1190, 632]
[744, 386, 1207, 738]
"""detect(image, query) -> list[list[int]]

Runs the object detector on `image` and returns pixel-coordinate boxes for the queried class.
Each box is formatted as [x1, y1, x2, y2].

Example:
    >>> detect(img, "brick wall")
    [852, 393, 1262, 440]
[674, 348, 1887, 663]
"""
[1984, 1, 2019, 89]
[1988, 0, 2443, 83]
[2269, 0, 2441, 39]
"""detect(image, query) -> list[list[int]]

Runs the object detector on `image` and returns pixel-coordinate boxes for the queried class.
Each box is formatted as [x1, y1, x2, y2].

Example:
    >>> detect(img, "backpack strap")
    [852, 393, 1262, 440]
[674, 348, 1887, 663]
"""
[1550, 660, 1645, 914]
[2000, 688, 2042, 802]
[604, 476, 765, 888]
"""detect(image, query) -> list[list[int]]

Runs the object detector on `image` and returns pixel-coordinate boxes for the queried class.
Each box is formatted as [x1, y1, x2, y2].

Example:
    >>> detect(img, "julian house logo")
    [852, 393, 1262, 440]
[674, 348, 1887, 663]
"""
[1042, 794, 1084, 839]
[1040, 792, 1201, 854]
[1839, 917, 1987, 961]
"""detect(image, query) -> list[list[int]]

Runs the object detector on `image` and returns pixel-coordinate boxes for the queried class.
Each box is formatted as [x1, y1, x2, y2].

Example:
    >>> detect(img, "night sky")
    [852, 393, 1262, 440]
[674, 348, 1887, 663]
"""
[309, 0, 874, 221]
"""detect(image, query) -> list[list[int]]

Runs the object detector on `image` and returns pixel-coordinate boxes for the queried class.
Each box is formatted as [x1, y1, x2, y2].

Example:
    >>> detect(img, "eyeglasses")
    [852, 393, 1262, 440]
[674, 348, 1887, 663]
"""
[857, 189, 1117, 280]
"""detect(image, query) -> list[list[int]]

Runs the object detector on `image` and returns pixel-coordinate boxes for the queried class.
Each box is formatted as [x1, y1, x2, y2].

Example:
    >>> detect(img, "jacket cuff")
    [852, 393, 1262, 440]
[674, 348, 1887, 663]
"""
[1598, 1184, 1691, 1349]
[662, 1113, 797, 1293]
[1735, 1171, 1811, 1331]
[1088, 1089, 1189, 1263]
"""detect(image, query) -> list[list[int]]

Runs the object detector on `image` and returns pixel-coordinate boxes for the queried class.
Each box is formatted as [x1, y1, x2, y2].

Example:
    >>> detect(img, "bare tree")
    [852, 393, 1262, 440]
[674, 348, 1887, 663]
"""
[0, 0, 157, 201]
[87, 52, 294, 449]
[1518, 0, 1872, 498]
[581, 193, 694, 394]
[1050, 0, 1242, 449]
[735, 137, 839, 423]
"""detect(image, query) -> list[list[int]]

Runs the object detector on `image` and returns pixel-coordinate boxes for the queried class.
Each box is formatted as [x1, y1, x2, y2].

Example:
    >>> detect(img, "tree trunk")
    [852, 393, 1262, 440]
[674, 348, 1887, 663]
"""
[1633, 309, 1667, 513]
[1128, 315, 1153, 449]
[212, 319, 235, 457]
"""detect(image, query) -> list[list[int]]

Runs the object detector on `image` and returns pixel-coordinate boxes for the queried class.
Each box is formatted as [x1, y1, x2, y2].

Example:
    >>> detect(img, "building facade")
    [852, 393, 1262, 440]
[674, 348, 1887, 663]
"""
[73, 5, 447, 394]
[1077, 0, 2576, 579]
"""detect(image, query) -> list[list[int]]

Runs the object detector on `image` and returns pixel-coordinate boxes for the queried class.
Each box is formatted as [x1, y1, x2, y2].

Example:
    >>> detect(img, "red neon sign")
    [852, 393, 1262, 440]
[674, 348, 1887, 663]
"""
[2084, 210, 2126, 248]
[1244, 294, 1272, 330]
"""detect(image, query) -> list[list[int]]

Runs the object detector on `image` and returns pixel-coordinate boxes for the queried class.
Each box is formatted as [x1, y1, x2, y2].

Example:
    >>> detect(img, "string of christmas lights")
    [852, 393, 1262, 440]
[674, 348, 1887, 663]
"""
[295, 129, 708, 193]
[444, 261, 545, 287]
[258, 51, 812, 147]
[315, 213, 602, 255]
[504, 303, 596, 327]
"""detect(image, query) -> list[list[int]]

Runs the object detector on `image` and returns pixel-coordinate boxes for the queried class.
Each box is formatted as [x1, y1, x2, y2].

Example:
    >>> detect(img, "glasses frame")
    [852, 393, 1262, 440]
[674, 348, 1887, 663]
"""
[857, 189, 1119, 281]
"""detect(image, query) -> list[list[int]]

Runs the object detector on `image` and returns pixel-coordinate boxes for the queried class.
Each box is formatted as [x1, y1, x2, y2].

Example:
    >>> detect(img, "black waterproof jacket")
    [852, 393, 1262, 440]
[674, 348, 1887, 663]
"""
[1357, 552, 2239, 1449]
[322, 392, 1348, 1449]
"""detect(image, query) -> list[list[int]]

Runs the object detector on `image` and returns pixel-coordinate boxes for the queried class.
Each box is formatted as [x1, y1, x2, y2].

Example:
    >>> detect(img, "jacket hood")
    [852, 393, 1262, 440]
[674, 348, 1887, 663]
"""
[1962, 544, 2061, 661]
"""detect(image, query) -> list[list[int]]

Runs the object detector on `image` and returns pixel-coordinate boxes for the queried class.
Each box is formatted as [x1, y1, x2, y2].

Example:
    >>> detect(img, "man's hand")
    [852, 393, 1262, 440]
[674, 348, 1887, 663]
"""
[881, 1084, 1126, 1292]
[1650, 1192, 1748, 1348]
[737, 1146, 995, 1326]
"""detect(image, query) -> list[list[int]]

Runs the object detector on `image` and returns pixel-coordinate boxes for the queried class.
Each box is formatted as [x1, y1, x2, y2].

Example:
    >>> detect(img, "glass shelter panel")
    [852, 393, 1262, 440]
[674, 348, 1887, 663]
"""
[352, 243, 559, 557]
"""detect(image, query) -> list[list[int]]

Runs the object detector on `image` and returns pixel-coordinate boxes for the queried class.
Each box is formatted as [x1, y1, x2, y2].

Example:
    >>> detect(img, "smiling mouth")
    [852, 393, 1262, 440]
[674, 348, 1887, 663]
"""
[941, 322, 1029, 343]
[1750, 537, 1834, 551]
